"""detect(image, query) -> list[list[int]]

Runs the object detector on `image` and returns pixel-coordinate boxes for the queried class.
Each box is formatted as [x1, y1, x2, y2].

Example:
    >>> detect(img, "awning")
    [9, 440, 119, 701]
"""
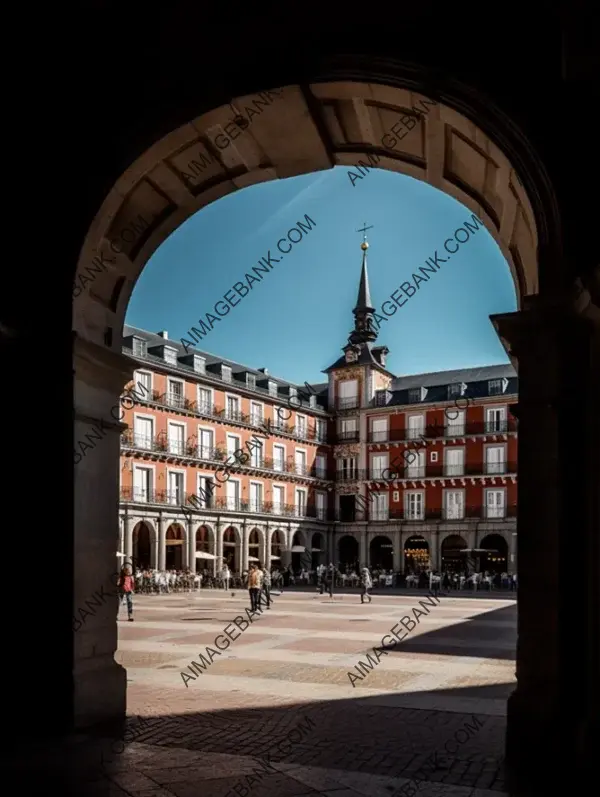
[248, 555, 260, 562]
[195, 551, 216, 560]
[270, 555, 281, 560]
[291, 545, 306, 553]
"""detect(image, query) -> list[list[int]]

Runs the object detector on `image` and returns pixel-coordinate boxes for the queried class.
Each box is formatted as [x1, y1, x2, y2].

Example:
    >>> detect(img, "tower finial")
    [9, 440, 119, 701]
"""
[356, 222, 373, 250]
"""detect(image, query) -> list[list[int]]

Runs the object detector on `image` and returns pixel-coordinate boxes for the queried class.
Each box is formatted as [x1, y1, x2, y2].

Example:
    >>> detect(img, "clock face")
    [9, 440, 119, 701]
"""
[346, 350, 357, 362]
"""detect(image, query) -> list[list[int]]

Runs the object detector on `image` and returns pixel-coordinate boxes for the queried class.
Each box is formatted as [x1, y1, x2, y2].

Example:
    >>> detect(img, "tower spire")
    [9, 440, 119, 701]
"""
[349, 225, 377, 345]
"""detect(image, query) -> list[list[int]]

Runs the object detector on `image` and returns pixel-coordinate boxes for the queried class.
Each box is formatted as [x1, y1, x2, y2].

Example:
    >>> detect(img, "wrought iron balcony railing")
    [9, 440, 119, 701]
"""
[367, 420, 517, 442]
[337, 396, 360, 410]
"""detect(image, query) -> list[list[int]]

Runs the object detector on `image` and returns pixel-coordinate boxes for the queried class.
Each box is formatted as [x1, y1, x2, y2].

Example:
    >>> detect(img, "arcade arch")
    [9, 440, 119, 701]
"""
[338, 535, 359, 568]
[480, 533, 509, 573]
[311, 532, 324, 569]
[132, 521, 154, 568]
[222, 526, 241, 572]
[165, 523, 185, 569]
[441, 534, 468, 572]
[404, 535, 430, 573]
[369, 535, 394, 570]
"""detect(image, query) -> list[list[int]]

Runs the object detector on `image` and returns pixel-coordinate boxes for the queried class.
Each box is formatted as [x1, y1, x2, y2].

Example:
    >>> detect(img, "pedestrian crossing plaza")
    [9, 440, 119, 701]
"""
[87, 588, 516, 796]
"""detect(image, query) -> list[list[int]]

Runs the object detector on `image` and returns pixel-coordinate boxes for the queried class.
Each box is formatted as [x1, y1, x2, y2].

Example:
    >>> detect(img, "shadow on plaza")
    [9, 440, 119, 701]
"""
[7, 683, 512, 794]
[378, 601, 517, 662]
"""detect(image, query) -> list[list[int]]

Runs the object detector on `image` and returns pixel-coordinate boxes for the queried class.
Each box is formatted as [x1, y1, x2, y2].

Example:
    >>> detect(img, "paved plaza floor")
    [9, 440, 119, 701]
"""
[14, 589, 518, 796]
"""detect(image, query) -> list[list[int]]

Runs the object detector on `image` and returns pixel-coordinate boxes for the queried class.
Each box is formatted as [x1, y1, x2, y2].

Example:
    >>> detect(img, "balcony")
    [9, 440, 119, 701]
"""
[334, 430, 360, 443]
[368, 420, 518, 444]
[337, 396, 360, 410]
[383, 461, 518, 480]
[368, 429, 389, 442]
[330, 504, 518, 523]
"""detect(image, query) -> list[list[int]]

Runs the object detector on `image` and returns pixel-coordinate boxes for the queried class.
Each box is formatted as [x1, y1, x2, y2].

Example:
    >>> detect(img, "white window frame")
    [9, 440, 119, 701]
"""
[196, 385, 214, 415]
[369, 416, 389, 442]
[226, 434, 241, 465]
[249, 479, 264, 513]
[371, 452, 389, 479]
[406, 413, 425, 440]
[485, 405, 507, 433]
[445, 408, 466, 436]
[295, 413, 308, 438]
[295, 487, 308, 517]
[315, 490, 327, 520]
[294, 447, 307, 475]
[272, 484, 285, 513]
[273, 444, 286, 472]
[315, 418, 326, 441]
[405, 448, 426, 478]
[268, 380, 277, 397]
[444, 446, 465, 477]
[484, 443, 507, 475]
[133, 463, 155, 502]
[430, 451, 439, 463]
[484, 487, 506, 519]
[163, 346, 178, 365]
[166, 376, 185, 408]
[167, 420, 186, 456]
[133, 413, 155, 449]
[488, 379, 504, 395]
[193, 356, 205, 374]
[221, 365, 232, 383]
[134, 369, 153, 396]
[166, 467, 186, 505]
[250, 438, 264, 468]
[444, 489, 465, 520]
[315, 454, 327, 478]
[224, 392, 241, 421]
[407, 387, 421, 403]
[197, 473, 215, 508]
[197, 425, 214, 460]
[225, 477, 241, 511]
[132, 337, 147, 357]
[370, 491, 389, 521]
[405, 490, 425, 520]
[250, 400, 264, 426]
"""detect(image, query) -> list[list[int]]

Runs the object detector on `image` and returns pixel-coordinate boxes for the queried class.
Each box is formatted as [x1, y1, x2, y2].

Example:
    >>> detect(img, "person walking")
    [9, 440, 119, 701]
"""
[118, 564, 135, 622]
[248, 564, 262, 612]
[260, 563, 272, 609]
[324, 563, 334, 599]
[431, 570, 441, 597]
[221, 563, 230, 591]
[360, 566, 373, 604]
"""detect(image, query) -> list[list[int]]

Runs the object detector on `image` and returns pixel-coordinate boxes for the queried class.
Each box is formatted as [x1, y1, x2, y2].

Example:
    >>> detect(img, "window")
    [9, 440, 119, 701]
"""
[370, 416, 388, 442]
[167, 422, 185, 455]
[488, 379, 503, 395]
[268, 380, 277, 396]
[164, 348, 178, 365]
[371, 453, 389, 479]
[408, 387, 421, 403]
[445, 490, 465, 520]
[392, 490, 400, 502]
[315, 491, 326, 520]
[226, 435, 240, 464]
[167, 379, 184, 408]
[338, 379, 359, 409]
[485, 489, 506, 519]
[133, 466, 152, 502]
[406, 414, 425, 440]
[295, 489, 307, 517]
[485, 445, 506, 474]
[193, 356, 205, 374]
[446, 409, 465, 436]
[250, 401, 263, 425]
[309, 395, 317, 409]
[338, 457, 357, 479]
[272, 485, 285, 513]
[273, 445, 285, 472]
[250, 440, 263, 468]
[289, 386, 298, 401]
[197, 475, 214, 508]
[197, 387, 212, 414]
[296, 414, 307, 438]
[197, 428, 213, 459]
[226, 395, 240, 421]
[134, 370, 152, 396]
[485, 406, 507, 433]
[405, 449, 425, 478]
[249, 482, 263, 512]
[405, 491, 424, 520]
[132, 338, 147, 357]
[444, 447, 465, 477]
[133, 416, 153, 449]
[315, 418, 326, 441]
[222, 365, 232, 383]
[370, 492, 388, 521]
[295, 449, 307, 475]
[167, 471, 184, 505]
[338, 418, 358, 440]
[226, 479, 240, 511]
[247, 374, 256, 389]
[448, 383, 461, 399]
[315, 454, 327, 478]
[430, 451, 438, 463]
[376, 390, 388, 407]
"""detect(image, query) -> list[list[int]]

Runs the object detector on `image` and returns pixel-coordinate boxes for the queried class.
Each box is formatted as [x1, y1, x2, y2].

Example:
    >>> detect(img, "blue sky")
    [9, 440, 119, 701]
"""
[126, 166, 516, 384]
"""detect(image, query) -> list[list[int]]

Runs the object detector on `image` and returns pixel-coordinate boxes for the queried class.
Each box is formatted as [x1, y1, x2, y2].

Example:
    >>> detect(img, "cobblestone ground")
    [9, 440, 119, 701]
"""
[18, 589, 517, 796]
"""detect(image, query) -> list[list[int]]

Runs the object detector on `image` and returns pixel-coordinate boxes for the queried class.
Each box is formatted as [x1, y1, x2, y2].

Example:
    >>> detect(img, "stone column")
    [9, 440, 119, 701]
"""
[393, 529, 402, 571]
[509, 531, 518, 571]
[73, 335, 133, 728]
[124, 514, 135, 561]
[492, 287, 600, 787]
[187, 517, 195, 572]
[215, 520, 224, 571]
[429, 530, 439, 569]
[359, 529, 368, 567]
[158, 514, 167, 570]
[262, 524, 269, 567]
[241, 520, 249, 572]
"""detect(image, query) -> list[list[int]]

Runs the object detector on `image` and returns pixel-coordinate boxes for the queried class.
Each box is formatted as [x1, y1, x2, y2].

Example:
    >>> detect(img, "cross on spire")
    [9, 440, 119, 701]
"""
[356, 223, 373, 242]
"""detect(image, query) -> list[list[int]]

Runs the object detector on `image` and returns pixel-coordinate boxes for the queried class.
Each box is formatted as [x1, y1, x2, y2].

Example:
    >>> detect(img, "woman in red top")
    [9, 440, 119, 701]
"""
[118, 566, 135, 621]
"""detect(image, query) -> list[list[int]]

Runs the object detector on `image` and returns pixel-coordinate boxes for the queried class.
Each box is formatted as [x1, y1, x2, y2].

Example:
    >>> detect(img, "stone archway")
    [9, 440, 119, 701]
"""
[369, 535, 394, 570]
[132, 521, 153, 568]
[404, 535, 430, 574]
[338, 535, 359, 568]
[222, 526, 241, 572]
[480, 533, 509, 573]
[195, 524, 215, 574]
[165, 523, 185, 569]
[57, 61, 598, 788]
[441, 534, 468, 572]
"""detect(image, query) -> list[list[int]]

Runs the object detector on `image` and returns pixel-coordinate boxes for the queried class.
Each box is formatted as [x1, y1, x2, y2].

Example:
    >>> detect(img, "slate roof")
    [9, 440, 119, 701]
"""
[385, 363, 517, 406]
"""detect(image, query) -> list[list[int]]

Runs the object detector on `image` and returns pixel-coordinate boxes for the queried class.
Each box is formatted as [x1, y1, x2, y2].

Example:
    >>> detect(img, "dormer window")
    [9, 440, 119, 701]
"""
[247, 374, 256, 389]
[222, 366, 232, 383]
[309, 395, 317, 409]
[289, 386, 298, 402]
[193, 356, 205, 374]
[408, 388, 421, 403]
[376, 390, 388, 407]
[132, 338, 147, 357]
[268, 380, 277, 397]
[164, 347, 177, 365]
[488, 379, 504, 396]
[448, 383, 461, 399]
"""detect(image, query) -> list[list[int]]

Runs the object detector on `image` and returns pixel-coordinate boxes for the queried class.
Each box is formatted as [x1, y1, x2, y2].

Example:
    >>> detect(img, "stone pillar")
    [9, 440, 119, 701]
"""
[151, 522, 159, 568]
[359, 530, 368, 567]
[242, 520, 249, 572]
[124, 515, 135, 561]
[73, 335, 133, 728]
[393, 529, 402, 571]
[429, 530, 439, 569]
[187, 517, 195, 571]
[509, 531, 518, 571]
[492, 287, 600, 787]
[262, 525, 269, 567]
[215, 521, 224, 571]
[158, 514, 167, 570]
